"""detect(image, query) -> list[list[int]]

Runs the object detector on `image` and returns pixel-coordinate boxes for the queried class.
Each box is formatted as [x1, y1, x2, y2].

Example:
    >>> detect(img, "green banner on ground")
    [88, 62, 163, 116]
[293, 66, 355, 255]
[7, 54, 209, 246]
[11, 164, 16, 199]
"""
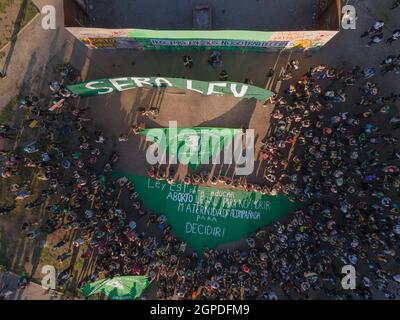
[82, 276, 150, 300]
[140, 127, 242, 169]
[113, 173, 300, 254]
[67, 77, 274, 101]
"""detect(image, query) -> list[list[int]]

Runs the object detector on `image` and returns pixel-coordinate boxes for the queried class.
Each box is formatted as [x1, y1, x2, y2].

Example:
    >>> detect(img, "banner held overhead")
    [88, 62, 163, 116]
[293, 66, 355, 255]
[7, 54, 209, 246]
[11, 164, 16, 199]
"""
[141, 127, 243, 170]
[67, 77, 275, 101]
[82, 276, 150, 300]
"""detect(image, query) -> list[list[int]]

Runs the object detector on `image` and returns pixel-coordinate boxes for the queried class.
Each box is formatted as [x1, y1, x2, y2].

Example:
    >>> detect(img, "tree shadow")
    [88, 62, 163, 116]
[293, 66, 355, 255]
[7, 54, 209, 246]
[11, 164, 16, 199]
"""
[1, 0, 30, 77]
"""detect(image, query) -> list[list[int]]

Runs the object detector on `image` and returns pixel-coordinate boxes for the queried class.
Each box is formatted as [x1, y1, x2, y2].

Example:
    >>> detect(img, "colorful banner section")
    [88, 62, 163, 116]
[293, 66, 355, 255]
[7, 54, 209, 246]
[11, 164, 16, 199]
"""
[140, 127, 242, 169]
[67, 27, 338, 51]
[67, 77, 274, 101]
[82, 276, 150, 300]
[113, 174, 300, 254]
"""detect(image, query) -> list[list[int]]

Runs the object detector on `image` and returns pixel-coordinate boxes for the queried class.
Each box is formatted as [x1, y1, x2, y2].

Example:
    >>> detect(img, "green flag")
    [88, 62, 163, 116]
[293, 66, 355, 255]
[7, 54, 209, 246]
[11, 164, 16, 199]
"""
[140, 127, 242, 169]
[82, 276, 150, 300]
[113, 173, 301, 254]
[67, 77, 274, 101]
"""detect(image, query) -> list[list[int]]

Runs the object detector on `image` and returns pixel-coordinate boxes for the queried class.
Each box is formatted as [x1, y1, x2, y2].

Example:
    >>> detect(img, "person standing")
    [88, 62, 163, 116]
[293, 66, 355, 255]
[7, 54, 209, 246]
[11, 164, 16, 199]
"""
[390, 0, 400, 10]
[361, 20, 384, 38]
[208, 51, 222, 68]
[366, 33, 384, 47]
[183, 55, 193, 68]
[387, 29, 400, 44]
[219, 70, 229, 81]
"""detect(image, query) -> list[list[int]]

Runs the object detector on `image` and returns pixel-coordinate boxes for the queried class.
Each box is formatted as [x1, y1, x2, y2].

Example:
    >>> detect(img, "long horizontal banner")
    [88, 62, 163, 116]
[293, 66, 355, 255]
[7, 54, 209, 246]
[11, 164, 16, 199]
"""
[67, 77, 274, 101]
[66, 28, 338, 51]
[113, 173, 300, 254]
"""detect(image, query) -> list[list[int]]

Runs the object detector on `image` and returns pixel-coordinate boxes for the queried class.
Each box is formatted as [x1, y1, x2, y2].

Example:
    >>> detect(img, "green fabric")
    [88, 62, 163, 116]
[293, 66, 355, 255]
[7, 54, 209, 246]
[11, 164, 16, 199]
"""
[82, 276, 150, 300]
[140, 127, 242, 169]
[128, 29, 274, 41]
[70, 27, 337, 51]
[113, 173, 300, 254]
[67, 77, 274, 101]
[126, 29, 281, 51]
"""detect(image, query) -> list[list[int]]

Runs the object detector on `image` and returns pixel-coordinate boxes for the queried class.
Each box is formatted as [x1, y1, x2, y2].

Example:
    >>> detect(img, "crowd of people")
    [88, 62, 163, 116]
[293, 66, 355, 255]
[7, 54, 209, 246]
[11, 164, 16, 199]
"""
[142, 60, 400, 299]
[1, 6, 400, 301]
[361, 19, 400, 47]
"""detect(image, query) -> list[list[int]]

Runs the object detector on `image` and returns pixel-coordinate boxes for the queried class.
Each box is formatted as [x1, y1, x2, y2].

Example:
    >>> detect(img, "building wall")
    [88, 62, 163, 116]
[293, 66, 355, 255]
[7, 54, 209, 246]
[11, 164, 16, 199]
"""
[316, 0, 341, 30]
[64, 0, 89, 27]
[64, 0, 340, 51]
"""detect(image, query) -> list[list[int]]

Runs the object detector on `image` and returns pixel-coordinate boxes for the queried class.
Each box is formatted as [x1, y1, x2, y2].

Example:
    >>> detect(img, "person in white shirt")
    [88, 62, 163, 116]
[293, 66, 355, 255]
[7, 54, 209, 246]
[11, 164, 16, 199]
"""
[361, 20, 384, 38]
[387, 29, 400, 44]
